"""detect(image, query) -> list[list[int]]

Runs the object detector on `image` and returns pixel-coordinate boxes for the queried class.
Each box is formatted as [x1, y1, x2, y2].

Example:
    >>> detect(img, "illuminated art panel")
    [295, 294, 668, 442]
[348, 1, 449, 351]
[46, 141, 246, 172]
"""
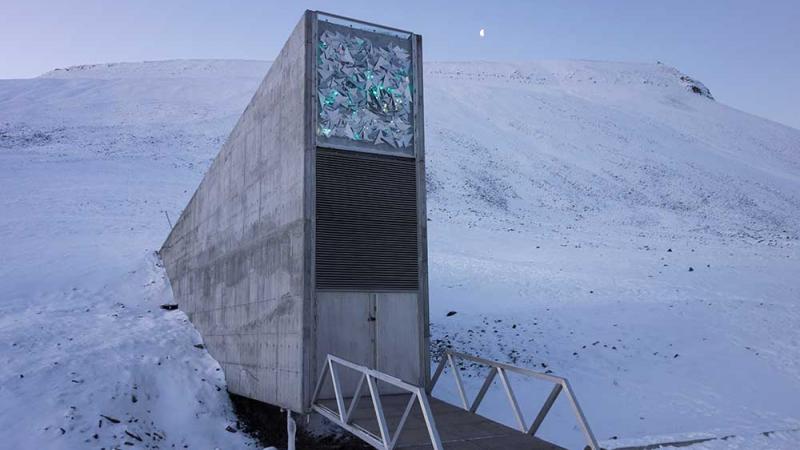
[316, 16, 414, 155]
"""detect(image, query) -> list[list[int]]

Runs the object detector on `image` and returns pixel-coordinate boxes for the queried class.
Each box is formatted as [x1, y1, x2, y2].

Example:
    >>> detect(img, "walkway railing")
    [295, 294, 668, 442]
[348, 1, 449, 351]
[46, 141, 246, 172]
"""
[311, 354, 444, 450]
[431, 350, 600, 450]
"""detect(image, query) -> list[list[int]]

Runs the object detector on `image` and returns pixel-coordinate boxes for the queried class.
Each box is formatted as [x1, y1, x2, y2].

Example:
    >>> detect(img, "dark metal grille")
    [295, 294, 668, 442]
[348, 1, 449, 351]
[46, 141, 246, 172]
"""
[315, 148, 418, 290]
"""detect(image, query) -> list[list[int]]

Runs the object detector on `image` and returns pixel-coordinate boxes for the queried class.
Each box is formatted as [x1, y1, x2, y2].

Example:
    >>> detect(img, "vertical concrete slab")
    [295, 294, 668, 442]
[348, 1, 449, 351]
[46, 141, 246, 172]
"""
[160, 13, 310, 412]
[411, 32, 431, 391]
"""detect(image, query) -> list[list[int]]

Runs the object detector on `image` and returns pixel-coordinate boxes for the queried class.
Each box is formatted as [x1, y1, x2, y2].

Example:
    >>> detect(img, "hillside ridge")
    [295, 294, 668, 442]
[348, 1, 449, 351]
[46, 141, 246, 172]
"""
[39, 58, 713, 99]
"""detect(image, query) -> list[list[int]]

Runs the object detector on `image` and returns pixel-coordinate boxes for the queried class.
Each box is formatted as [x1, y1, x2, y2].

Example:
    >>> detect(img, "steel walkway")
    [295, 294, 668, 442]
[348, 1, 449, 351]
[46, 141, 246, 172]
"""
[316, 394, 563, 449]
[311, 352, 599, 450]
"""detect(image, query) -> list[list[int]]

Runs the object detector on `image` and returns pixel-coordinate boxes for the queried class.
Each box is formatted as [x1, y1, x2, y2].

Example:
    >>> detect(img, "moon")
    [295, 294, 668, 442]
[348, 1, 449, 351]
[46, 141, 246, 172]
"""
[479, 28, 485, 38]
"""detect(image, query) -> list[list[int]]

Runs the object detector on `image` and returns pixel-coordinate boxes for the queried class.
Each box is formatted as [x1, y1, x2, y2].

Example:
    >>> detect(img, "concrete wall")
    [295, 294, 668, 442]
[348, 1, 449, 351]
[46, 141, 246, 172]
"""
[411, 33, 431, 391]
[161, 11, 429, 414]
[160, 13, 309, 412]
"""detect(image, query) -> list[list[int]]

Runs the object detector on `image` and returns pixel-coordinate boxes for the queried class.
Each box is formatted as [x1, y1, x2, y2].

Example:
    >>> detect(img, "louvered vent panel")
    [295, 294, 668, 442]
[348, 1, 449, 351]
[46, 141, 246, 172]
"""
[315, 148, 418, 290]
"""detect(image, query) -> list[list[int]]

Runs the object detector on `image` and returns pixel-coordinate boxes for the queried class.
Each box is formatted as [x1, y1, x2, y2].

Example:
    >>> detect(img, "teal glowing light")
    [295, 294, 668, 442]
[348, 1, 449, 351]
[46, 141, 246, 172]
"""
[324, 90, 339, 106]
[316, 26, 414, 150]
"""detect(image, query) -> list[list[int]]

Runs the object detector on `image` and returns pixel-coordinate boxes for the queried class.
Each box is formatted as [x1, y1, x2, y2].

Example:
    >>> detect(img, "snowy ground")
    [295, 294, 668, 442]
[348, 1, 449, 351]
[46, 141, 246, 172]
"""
[0, 61, 265, 449]
[1, 59, 798, 449]
[428, 226, 799, 449]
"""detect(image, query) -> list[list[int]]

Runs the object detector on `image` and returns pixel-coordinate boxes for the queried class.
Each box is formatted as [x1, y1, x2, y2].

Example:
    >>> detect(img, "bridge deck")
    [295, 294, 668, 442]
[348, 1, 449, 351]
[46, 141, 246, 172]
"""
[318, 394, 564, 449]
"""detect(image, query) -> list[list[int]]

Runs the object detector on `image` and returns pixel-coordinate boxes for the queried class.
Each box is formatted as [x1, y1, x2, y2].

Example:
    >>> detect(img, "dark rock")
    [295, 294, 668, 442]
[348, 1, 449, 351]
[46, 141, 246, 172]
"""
[125, 431, 143, 442]
[194, 344, 205, 350]
[225, 425, 238, 433]
[100, 415, 120, 424]
[160, 304, 179, 311]
[688, 267, 694, 272]
[446, 311, 457, 317]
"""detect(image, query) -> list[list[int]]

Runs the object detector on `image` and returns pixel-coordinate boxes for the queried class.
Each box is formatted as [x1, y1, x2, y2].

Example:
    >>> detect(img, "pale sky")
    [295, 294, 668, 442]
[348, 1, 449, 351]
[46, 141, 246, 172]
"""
[2, 0, 798, 130]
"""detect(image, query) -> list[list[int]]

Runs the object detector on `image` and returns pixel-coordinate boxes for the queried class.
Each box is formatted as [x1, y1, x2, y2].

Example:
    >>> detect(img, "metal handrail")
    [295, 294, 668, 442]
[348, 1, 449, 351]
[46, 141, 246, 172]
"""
[311, 354, 444, 450]
[431, 350, 600, 450]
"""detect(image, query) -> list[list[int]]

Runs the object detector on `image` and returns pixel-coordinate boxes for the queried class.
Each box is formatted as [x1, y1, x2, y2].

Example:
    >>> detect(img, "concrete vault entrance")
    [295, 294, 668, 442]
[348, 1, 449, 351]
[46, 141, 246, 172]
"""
[160, 10, 598, 450]
[160, 9, 429, 414]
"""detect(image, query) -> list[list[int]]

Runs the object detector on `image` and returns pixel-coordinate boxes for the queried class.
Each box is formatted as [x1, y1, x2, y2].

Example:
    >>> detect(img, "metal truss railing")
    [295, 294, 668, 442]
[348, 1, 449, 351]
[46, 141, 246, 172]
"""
[431, 350, 600, 450]
[311, 354, 444, 450]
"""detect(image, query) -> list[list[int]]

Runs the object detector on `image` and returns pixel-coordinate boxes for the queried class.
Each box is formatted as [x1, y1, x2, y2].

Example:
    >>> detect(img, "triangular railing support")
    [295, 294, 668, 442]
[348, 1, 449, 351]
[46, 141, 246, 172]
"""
[311, 354, 444, 450]
[431, 350, 600, 450]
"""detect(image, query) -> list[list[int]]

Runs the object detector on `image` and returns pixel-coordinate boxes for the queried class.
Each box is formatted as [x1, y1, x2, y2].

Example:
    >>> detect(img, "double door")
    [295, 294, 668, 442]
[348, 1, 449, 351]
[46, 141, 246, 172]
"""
[315, 291, 421, 398]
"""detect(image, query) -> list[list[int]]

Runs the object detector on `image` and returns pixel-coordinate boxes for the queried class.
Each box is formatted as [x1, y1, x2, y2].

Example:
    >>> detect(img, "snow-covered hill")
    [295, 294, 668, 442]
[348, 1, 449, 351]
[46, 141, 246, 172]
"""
[1, 59, 798, 449]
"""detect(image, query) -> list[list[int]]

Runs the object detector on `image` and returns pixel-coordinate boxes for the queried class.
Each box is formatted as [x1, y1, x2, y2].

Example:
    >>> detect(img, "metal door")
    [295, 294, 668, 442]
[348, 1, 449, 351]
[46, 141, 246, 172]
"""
[375, 292, 421, 386]
[315, 292, 421, 398]
[315, 292, 374, 399]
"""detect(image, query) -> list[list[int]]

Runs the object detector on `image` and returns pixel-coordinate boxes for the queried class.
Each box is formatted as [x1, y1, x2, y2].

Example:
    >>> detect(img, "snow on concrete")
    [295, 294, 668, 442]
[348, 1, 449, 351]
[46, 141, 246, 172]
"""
[1, 58, 798, 449]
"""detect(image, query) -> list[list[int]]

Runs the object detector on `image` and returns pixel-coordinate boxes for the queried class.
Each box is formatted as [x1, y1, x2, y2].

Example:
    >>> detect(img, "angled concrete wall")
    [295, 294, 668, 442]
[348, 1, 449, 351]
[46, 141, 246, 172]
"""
[162, 11, 429, 414]
[160, 13, 310, 412]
